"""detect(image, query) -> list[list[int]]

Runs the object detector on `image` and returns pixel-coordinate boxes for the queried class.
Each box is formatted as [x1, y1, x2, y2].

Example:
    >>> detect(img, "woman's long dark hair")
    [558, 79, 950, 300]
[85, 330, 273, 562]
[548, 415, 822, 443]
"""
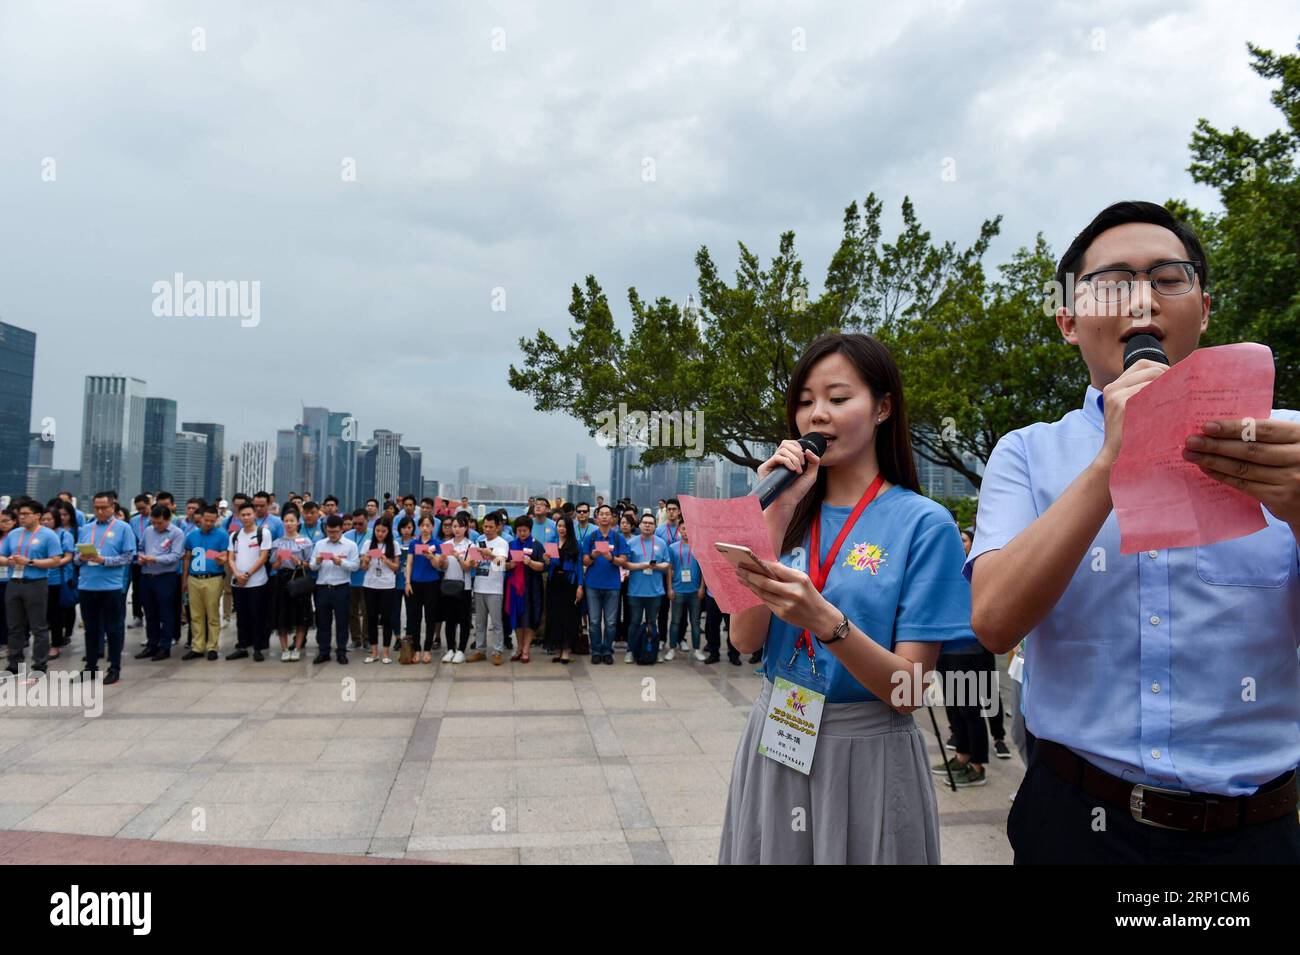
[371, 517, 396, 559]
[554, 515, 580, 561]
[780, 333, 920, 555]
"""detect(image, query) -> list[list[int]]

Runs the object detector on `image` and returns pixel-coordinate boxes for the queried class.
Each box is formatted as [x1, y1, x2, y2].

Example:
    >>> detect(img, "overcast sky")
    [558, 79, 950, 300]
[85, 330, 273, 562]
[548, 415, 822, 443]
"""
[3, 1, 1297, 490]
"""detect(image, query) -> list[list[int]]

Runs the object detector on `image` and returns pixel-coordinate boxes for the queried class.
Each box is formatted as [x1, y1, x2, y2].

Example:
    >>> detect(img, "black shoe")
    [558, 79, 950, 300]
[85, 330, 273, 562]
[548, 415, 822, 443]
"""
[151, 651, 170, 661]
[313, 653, 331, 665]
[5, 665, 19, 676]
[994, 739, 1012, 760]
[104, 669, 121, 686]
[206, 650, 219, 661]
[728, 655, 741, 666]
[226, 648, 249, 660]
[704, 653, 720, 664]
[182, 650, 203, 660]
[133, 649, 154, 659]
[749, 651, 762, 664]
[31, 664, 47, 674]
[252, 650, 265, 662]
[605, 654, 615, 665]
[336, 652, 348, 664]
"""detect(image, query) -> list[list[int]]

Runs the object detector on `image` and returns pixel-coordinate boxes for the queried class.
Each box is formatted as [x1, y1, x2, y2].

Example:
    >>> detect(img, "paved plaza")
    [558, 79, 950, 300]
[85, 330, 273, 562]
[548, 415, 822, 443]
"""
[0, 623, 1020, 864]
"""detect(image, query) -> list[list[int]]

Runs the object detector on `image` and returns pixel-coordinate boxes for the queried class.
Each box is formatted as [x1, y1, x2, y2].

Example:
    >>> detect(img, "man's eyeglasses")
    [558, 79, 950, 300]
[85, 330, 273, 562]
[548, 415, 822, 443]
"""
[1078, 261, 1201, 305]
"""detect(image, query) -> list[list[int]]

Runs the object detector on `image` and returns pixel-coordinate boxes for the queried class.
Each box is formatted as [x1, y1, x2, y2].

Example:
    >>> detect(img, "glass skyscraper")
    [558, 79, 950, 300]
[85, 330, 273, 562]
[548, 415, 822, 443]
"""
[0, 322, 36, 498]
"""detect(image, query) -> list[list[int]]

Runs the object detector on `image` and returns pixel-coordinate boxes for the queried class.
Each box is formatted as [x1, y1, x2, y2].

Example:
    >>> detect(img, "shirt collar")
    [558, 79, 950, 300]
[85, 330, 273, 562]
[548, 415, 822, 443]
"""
[1082, 385, 1105, 432]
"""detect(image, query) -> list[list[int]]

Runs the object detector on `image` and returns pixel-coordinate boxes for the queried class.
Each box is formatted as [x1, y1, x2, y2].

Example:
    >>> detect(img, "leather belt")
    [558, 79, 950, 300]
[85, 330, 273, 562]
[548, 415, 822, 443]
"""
[1037, 738, 1298, 833]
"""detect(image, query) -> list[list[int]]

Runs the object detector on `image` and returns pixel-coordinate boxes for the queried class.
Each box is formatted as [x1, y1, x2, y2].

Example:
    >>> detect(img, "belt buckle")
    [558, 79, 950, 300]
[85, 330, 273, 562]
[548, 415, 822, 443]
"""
[1129, 782, 1192, 830]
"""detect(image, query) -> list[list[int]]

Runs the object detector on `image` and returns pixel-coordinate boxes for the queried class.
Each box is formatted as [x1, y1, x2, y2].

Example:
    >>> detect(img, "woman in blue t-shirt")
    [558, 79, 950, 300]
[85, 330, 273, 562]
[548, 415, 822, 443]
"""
[719, 332, 975, 865]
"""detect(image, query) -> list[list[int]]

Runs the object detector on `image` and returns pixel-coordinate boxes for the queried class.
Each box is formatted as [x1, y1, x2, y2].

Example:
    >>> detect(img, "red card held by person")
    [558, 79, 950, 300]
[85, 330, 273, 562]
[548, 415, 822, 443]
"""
[679, 495, 778, 614]
[544, 542, 560, 558]
[1110, 343, 1275, 553]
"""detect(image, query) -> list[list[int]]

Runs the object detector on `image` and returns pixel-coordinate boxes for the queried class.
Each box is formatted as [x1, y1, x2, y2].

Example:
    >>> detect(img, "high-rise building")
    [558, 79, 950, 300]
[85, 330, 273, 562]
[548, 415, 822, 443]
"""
[273, 425, 311, 497]
[719, 457, 753, 498]
[26, 432, 54, 496]
[303, 407, 359, 504]
[457, 466, 470, 498]
[694, 460, 717, 499]
[221, 454, 239, 503]
[181, 422, 225, 502]
[421, 479, 441, 502]
[609, 446, 639, 504]
[172, 431, 209, 501]
[80, 375, 146, 500]
[575, 453, 587, 481]
[237, 441, 274, 495]
[142, 397, 177, 492]
[567, 482, 595, 506]
[356, 430, 421, 503]
[0, 323, 37, 497]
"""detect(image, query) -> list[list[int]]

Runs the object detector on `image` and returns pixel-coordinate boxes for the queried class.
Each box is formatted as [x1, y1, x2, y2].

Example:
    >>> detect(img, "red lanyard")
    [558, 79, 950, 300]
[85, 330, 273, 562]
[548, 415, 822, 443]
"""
[640, 537, 654, 563]
[91, 521, 113, 551]
[793, 474, 885, 666]
[16, 530, 36, 559]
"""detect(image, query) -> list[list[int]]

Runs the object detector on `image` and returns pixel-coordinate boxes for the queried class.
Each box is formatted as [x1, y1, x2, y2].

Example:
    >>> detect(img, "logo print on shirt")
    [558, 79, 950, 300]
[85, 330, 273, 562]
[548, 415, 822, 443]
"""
[843, 541, 887, 575]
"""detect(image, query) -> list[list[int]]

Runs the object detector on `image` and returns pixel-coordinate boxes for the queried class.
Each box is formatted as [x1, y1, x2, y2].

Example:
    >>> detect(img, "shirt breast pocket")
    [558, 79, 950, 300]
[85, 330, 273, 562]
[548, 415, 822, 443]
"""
[1196, 523, 1295, 588]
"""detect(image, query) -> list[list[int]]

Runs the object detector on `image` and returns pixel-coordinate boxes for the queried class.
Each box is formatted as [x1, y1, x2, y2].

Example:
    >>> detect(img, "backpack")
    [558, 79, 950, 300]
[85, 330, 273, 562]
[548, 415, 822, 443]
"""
[230, 525, 265, 557]
[633, 613, 658, 665]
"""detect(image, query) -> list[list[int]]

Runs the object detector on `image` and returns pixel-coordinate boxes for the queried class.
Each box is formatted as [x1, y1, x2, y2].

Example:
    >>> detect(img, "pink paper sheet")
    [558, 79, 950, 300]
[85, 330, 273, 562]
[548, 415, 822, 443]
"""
[1110, 343, 1274, 554]
[679, 495, 777, 614]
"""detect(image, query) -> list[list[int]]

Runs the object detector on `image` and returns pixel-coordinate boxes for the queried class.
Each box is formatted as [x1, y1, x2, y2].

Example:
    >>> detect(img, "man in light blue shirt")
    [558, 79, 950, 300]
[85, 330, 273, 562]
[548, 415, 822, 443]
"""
[968, 201, 1300, 864]
[135, 504, 186, 661]
[253, 491, 285, 540]
[75, 491, 138, 684]
[0, 498, 65, 673]
[345, 511, 370, 648]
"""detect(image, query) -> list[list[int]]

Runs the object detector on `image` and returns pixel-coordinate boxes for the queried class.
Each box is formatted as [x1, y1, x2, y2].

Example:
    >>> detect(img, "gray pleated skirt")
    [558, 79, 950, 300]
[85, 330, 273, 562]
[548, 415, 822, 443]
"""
[718, 678, 941, 864]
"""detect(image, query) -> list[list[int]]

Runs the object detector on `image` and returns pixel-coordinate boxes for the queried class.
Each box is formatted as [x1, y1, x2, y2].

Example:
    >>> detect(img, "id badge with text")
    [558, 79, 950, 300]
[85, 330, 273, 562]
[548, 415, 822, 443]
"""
[758, 652, 827, 776]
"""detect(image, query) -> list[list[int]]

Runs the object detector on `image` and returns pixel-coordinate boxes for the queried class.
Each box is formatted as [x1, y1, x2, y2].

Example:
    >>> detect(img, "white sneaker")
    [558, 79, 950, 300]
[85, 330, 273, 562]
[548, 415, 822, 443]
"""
[694, 649, 707, 661]
[441, 650, 454, 663]
[678, 641, 689, 651]
[452, 651, 465, 664]
[289, 649, 300, 661]
[364, 655, 377, 664]
[624, 651, 633, 664]
[664, 648, 675, 661]
[381, 656, 392, 664]
[129, 618, 143, 630]
[280, 650, 291, 661]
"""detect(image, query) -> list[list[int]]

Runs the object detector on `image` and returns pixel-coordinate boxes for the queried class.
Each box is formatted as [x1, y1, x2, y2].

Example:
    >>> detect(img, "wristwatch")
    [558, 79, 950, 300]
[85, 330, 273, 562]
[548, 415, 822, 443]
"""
[814, 612, 850, 646]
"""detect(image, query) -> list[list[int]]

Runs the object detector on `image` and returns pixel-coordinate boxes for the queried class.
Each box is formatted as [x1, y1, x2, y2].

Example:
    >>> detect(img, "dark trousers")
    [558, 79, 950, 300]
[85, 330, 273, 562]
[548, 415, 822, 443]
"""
[232, 583, 269, 651]
[1009, 746, 1300, 864]
[546, 575, 581, 654]
[81, 588, 126, 672]
[939, 650, 993, 764]
[656, 594, 670, 646]
[315, 584, 350, 653]
[441, 589, 471, 652]
[6, 578, 50, 669]
[47, 584, 68, 647]
[140, 573, 178, 655]
[409, 581, 440, 650]
[703, 594, 733, 658]
[363, 587, 399, 647]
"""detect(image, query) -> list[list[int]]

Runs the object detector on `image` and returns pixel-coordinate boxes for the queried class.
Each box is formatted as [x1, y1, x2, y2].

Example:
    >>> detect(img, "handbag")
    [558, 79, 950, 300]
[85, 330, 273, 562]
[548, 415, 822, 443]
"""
[59, 579, 78, 608]
[398, 636, 415, 664]
[286, 566, 313, 599]
[440, 541, 466, 596]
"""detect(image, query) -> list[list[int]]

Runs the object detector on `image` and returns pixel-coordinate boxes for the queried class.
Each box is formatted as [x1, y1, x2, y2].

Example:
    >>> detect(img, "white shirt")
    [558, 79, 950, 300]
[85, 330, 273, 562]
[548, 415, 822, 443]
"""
[472, 536, 510, 595]
[363, 541, 398, 589]
[228, 525, 272, 587]
[442, 536, 472, 590]
[310, 537, 360, 586]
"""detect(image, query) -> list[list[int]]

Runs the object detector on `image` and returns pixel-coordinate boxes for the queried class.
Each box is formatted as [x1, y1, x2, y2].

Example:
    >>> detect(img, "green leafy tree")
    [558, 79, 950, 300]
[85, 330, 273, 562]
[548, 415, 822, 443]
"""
[1177, 38, 1300, 408]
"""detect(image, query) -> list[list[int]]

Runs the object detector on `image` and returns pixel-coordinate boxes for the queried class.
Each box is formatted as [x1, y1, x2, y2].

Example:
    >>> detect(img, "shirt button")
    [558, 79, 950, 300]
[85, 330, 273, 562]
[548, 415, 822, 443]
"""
[1151, 749, 1161, 759]
[1147, 550, 1158, 559]
[1151, 682, 1160, 693]
[1149, 615, 1160, 626]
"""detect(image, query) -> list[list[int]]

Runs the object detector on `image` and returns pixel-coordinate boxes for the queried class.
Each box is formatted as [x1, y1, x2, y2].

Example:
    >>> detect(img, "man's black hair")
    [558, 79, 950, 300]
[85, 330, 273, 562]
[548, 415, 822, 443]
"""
[1055, 200, 1209, 295]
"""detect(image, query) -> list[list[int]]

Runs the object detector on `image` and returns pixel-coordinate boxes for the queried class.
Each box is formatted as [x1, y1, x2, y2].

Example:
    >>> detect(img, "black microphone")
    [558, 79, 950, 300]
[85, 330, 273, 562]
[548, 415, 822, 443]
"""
[1123, 333, 1168, 372]
[752, 432, 828, 510]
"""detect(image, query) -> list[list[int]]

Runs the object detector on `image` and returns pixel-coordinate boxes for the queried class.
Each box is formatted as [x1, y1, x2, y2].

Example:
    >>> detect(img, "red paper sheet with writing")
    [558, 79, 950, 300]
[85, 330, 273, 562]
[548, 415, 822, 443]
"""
[1110, 343, 1274, 554]
[679, 495, 777, 614]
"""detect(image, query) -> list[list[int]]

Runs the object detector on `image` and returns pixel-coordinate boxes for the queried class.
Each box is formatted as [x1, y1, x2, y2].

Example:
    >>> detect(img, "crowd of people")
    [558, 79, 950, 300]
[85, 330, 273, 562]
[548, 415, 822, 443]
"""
[0, 489, 764, 686]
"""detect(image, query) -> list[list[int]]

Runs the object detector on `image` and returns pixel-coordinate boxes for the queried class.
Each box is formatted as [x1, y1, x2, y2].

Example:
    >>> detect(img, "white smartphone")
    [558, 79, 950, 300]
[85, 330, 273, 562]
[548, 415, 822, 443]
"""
[715, 543, 777, 577]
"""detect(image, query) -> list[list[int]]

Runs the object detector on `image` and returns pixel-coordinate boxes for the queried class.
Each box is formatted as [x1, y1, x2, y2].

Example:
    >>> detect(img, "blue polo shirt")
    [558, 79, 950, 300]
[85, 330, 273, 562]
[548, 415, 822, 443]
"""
[626, 534, 670, 598]
[529, 518, 558, 545]
[345, 529, 370, 586]
[582, 527, 630, 590]
[54, 528, 76, 584]
[256, 513, 286, 540]
[300, 519, 327, 544]
[655, 523, 683, 548]
[572, 521, 597, 548]
[667, 540, 701, 594]
[76, 519, 138, 591]
[0, 526, 64, 583]
[184, 527, 230, 576]
[765, 487, 973, 704]
[409, 535, 444, 584]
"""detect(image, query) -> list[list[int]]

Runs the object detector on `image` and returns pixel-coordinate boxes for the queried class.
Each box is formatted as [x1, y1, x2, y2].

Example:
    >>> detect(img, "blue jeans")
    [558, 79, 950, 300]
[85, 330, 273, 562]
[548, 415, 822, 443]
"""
[140, 573, 178, 655]
[670, 591, 702, 649]
[627, 595, 661, 654]
[586, 587, 620, 657]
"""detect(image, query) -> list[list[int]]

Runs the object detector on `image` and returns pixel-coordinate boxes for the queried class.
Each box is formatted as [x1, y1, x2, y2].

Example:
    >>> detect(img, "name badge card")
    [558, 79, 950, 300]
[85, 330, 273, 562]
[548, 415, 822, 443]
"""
[757, 676, 825, 776]
[680, 569, 691, 582]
